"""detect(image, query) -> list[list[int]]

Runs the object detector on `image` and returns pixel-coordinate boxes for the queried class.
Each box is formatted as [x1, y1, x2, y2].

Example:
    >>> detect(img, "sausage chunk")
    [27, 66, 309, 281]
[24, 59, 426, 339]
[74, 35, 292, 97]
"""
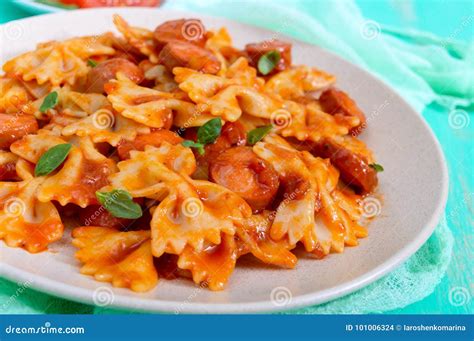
[311, 138, 377, 193]
[158, 41, 220, 74]
[85, 58, 144, 93]
[209, 146, 280, 211]
[0, 114, 38, 149]
[154, 19, 207, 49]
[245, 40, 292, 74]
[184, 121, 247, 176]
[0, 162, 18, 181]
[319, 88, 366, 135]
[117, 129, 183, 160]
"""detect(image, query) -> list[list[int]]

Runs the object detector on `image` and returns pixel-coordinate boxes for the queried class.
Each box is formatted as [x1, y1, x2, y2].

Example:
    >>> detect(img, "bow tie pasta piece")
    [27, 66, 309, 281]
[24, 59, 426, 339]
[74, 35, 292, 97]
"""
[174, 57, 264, 103]
[23, 89, 111, 121]
[10, 132, 67, 163]
[151, 177, 252, 257]
[106, 73, 200, 128]
[72, 227, 158, 292]
[0, 160, 63, 253]
[237, 212, 297, 269]
[143, 64, 178, 92]
[3, 35, 115, 87]
[253, 140, 320, 251]
[277, 101, 359, 142]
[62, 110, 150, 146]
[254, 139, 368, 257]
[113, 15, 159, 63]
[301, 152, 367, 249]
[264, 66, 336, 100]
[36, 137, 116, 208]
[177, 234, 237, 291]
[107, 143, 196, 199]
[0, 78, 31, 114]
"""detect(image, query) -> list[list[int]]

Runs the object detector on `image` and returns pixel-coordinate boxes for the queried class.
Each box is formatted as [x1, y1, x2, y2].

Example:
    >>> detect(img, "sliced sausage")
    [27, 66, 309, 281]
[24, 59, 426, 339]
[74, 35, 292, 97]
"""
[0, 114, 38, 149]
[153, 19, 207, 49]
[0, 162, 18, 181]
[209, 146, 280, 211]
[184, 121, 246, 169]
[319, 88, 366, 135]
[245, 40, 292, 74]
[117, 129, 183, 160]
[85, 58, 144, 93]
[158, 41, 220, 74]
[310, 138, 377, 193]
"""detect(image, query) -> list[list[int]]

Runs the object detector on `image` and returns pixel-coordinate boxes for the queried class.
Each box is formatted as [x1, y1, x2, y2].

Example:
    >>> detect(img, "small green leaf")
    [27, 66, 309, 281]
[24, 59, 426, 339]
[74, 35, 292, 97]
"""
[34, 143, 72, 177]
[197, 118, 222, 145]
[247, 125, 273, 145]
[257, 50, 281, 75]
[96, 189, 142, 219]
[182, 140, 205, 155]
[369, 163, 384, 172]
[40, 91, 59, 113]
[87, 59, 98, 67]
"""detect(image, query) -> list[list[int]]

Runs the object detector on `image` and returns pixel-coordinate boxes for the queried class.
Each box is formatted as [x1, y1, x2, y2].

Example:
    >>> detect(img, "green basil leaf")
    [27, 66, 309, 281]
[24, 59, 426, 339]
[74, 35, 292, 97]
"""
[39, 91, 59, 113]
[87, 59, 98, 67]
[34, 143, 72, 177]
[257, 50, 281, 75]
[197, 118, 222, 145]
[96, 189, 142, 219]
[369, 163, 384, 172]
[247, 125, 273, 145]
[182, 140, 205, 155]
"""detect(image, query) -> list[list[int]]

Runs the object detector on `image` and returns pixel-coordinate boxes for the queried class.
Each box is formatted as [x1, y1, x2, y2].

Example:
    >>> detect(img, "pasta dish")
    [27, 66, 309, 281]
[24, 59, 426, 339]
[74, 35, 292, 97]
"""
[0, 16, 382, 292]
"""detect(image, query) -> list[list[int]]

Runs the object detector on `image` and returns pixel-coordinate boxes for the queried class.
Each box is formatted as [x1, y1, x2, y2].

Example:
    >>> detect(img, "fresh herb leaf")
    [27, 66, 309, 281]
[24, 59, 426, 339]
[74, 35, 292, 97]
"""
[87, 59, 98, 67]
[369, 163, 384, 172]
[197, 118, 222, 145]
[34, 143, 72, 177]
[40, 91, 59, 113]
[96, 189, 143, 219]
[247, 125, 273, 145]
[257, 50, 281, 75]
[182, 140, 205, 155]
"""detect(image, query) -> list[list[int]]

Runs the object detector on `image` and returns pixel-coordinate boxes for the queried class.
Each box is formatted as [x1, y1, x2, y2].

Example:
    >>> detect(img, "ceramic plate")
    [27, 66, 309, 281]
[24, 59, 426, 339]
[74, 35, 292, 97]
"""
[0, 8, 448, 313]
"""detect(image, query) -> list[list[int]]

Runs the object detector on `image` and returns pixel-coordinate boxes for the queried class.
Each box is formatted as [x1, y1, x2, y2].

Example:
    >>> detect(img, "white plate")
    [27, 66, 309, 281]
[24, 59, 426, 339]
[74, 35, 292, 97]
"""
[0, 8, 448, 313]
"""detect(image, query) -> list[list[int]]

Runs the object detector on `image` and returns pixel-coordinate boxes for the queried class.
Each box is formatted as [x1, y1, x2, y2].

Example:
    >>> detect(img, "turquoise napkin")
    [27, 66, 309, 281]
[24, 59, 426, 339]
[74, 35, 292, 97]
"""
[2, 0, 470, 314]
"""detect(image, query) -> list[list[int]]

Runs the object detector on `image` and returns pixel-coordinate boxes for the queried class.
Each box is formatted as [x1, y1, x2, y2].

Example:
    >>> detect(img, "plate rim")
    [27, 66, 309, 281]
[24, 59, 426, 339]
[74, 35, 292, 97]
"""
[0, 7, 449, 313]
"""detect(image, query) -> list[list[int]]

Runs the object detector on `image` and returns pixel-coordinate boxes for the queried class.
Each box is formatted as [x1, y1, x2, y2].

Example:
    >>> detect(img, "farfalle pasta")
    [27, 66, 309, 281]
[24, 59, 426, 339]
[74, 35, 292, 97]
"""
[0, 15, 381, 292]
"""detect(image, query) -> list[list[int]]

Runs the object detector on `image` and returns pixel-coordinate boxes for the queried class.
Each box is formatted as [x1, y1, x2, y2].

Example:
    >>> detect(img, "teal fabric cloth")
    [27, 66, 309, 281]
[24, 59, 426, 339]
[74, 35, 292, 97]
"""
[2, 0, 471, 314]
